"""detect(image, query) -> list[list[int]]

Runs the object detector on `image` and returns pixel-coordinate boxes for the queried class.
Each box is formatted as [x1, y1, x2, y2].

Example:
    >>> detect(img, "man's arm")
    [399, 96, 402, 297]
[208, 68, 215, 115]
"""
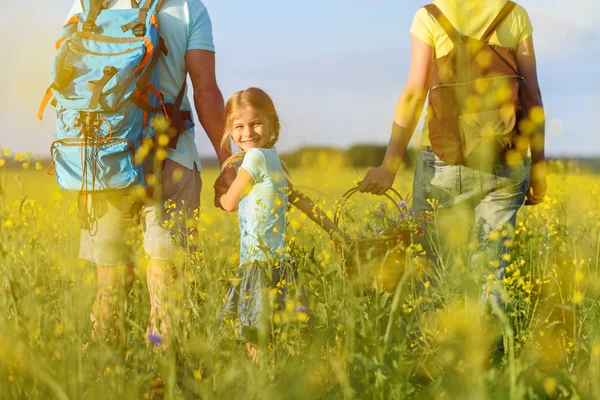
[185, 50, 236, 206]
[186, 50, 227, 164]
[358, 36, 433, 195]
[516, 35, 546, 205]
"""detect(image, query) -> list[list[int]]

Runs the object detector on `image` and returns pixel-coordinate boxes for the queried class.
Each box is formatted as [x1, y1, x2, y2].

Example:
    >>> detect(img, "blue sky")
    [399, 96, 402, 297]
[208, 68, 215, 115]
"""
[0, 0, 598, 159]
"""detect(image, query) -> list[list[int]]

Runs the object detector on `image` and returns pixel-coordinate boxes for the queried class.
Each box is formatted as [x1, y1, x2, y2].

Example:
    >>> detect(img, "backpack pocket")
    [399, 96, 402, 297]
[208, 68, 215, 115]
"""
[458, 106, 516, 163]
[51, 138, 141, 192]
[57, 40, 147, 111]
[56, 102, 146, 144]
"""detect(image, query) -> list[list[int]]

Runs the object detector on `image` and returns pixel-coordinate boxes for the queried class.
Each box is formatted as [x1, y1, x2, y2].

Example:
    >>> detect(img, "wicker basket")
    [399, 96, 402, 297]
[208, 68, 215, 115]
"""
[334, 187, 411, 292]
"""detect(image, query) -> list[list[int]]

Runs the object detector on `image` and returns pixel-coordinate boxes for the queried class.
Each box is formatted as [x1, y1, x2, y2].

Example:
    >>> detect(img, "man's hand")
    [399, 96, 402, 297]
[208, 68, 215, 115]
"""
[214, 167, 236, 208]
[358, 166, 396, 195]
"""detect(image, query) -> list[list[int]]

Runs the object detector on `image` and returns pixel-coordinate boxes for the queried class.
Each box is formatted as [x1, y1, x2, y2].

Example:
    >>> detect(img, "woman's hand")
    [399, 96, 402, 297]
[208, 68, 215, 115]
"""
[525, 178, 546, 205]
[525, 163, 547, 206]
[358, 166, 396, 195]
[525, 173, 547, 206]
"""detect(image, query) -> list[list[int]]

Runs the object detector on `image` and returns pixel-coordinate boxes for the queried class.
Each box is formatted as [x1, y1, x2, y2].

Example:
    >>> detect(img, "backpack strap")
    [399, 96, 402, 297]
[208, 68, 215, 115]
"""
[137, 0, 155, 33]
[38, 65, 77, 120]
[132, 37, 168, 112]
[83, 0, 107, 32]
[165, 82, 188, 149]
[481, 1, 517, 42]
[423, 4, 464, 45]
[88, 66, 119, 109]
[122, 0, 159, 36]
[136, 37, 168, 95]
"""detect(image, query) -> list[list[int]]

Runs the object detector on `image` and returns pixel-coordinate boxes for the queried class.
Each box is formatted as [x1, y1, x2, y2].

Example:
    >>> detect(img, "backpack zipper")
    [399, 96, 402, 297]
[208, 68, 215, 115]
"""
[430, 75, 525, 91]
[53, 138, 135, 158]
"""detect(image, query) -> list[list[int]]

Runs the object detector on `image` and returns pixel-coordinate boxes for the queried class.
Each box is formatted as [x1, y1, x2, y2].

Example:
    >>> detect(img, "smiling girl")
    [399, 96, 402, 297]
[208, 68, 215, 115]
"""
[218, 88, 341, 360]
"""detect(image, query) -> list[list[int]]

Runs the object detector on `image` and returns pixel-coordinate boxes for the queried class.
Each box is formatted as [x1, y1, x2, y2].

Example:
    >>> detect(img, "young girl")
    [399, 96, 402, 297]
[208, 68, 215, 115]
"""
[218, 88, 341, 360]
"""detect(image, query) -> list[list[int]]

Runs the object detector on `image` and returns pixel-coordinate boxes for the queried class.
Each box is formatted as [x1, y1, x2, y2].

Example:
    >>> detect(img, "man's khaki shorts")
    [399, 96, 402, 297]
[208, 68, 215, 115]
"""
[79, 159, 202, 266]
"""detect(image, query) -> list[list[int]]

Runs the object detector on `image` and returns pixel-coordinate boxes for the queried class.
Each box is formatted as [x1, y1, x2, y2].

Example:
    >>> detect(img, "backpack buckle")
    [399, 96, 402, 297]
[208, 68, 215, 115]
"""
[82, 21, 95, 32]
[134, 25, 146, 37]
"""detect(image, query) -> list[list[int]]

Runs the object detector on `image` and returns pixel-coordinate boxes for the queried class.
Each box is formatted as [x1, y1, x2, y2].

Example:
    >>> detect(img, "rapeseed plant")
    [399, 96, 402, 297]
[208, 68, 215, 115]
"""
[1, 158, 600, 399]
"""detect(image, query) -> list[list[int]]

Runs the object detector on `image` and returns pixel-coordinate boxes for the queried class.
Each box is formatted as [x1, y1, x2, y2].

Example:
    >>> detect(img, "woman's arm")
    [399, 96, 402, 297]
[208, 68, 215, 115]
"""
[219, 168, 254, 212]
[359, 35, 434, 195]
[516, 35, 546, 205]
[288, 182, 342, 238]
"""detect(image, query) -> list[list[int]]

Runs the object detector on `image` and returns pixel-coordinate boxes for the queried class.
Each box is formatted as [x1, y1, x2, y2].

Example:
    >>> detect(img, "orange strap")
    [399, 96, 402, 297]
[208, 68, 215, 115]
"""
[38, 87, 53, 120]
[150, 14, 158, 30]
[136, 38, 154, 73]
[55, 37, 66, 51]
[148, 85, 168, 117]
[46, 161, 56, 176]
[66, 16, 80, 25]
[56, 16, 80, 50]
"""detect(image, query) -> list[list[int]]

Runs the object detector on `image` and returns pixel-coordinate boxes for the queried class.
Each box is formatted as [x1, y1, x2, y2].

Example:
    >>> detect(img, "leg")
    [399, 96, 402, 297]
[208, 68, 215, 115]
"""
[246, 342, 260, 364]
[474, 160, 530, 303]
[90, 263, 134, 342]
[80, 195, 135, 341]
[146, 259, 178, 349]
[143, 159, 202, 349]
[411, 149, 463, 275]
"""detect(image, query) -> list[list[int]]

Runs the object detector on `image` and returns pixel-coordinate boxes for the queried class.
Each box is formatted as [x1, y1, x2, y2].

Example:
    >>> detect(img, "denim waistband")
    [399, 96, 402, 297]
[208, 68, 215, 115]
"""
[421, 146, 433, 152]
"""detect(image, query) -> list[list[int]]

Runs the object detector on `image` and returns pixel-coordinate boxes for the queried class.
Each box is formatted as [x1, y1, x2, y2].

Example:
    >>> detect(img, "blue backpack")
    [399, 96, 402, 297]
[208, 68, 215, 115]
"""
[38, 0, 188, 196]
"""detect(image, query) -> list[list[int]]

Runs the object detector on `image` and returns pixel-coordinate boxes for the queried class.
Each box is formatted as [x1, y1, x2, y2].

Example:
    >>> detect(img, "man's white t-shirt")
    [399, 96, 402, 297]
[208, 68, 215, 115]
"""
[67, 0, 216, 170]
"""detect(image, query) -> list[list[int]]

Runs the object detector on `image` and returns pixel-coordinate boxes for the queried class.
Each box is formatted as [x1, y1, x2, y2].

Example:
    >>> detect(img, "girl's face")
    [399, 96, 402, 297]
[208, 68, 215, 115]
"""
[231, 106, 271, 152]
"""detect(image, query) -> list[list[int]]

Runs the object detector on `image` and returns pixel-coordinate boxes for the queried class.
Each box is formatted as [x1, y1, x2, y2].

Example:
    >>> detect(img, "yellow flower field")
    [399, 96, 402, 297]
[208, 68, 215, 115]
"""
[1, 158, 599, 399]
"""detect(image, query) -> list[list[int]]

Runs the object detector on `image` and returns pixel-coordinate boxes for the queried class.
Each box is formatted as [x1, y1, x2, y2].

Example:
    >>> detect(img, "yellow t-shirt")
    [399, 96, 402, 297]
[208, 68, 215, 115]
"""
[410, 0, 534, 145]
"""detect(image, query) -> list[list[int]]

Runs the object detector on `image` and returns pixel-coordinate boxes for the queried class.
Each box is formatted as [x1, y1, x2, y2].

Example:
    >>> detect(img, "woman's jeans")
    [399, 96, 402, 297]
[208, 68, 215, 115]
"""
[411, 147, 530, 303]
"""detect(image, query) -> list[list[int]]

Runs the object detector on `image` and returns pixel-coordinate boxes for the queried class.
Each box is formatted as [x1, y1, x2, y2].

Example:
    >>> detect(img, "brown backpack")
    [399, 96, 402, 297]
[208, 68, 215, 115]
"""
[424, 1, 526, 166]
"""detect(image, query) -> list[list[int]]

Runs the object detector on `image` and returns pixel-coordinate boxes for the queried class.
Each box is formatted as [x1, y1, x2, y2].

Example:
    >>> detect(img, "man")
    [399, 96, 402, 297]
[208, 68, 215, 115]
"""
[66, 0, 235, 346]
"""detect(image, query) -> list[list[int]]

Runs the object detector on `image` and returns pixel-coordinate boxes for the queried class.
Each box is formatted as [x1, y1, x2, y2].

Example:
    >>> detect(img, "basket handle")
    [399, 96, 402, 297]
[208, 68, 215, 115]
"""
[334, 186, 405, 227]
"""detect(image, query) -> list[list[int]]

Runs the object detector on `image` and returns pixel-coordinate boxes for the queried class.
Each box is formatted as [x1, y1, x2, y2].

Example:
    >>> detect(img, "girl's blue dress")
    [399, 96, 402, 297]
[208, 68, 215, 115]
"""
[220, 148, 303, 339]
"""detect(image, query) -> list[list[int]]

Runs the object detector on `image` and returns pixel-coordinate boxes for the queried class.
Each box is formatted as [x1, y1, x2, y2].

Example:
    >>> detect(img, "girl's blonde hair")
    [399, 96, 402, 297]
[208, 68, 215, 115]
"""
[221, 88, 284, 171]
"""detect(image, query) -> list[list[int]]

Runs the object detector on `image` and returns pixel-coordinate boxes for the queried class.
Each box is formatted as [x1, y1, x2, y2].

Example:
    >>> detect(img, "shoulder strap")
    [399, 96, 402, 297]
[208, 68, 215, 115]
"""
[481, 1, 517, 42]
[122, 0, 161, 36]
[166, 82, 188, 149]
[423, 4, 464, 45]
[83, 0, 107, 32]
[132, 0, 155, 36]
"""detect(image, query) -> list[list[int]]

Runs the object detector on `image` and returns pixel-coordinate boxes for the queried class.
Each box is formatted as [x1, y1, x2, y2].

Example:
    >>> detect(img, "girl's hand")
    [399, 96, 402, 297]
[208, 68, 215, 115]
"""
[358, 166, 396, 195]
[219, 168, 254, 212]
[214, 167, 237, 209]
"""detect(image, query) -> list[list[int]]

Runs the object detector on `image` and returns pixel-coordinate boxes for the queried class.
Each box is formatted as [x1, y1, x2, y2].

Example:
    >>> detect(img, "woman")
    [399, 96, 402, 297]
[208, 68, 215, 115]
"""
[359, 0, 546, 298]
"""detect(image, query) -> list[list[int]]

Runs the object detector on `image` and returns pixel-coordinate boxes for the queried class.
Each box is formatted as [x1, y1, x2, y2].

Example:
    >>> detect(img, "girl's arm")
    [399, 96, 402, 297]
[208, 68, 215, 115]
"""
[359, 35, 433, 195]
[288, 182, 342, 238]
[219, 168, 254, 212]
